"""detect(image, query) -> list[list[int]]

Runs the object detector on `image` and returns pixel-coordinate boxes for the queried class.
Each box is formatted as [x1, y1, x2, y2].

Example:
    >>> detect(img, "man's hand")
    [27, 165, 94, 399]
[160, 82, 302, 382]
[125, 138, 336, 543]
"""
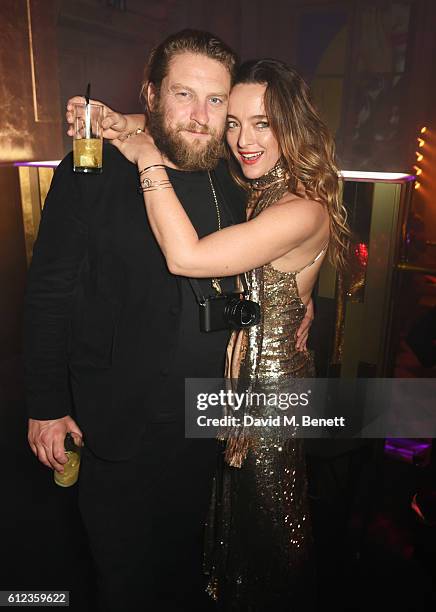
[28, 416, 83, 473]
[66, 96, 128, 140]
[296, 297, 314, 352]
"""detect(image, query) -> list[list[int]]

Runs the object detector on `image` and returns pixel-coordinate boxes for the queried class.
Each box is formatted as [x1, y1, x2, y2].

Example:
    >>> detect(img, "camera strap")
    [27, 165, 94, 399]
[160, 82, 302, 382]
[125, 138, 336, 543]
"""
[188, 274, 249, 306]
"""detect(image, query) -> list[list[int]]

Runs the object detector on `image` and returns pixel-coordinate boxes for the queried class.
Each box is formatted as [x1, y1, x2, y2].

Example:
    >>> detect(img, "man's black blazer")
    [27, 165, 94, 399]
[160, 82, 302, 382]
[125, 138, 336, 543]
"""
[23, 144, 246, 460]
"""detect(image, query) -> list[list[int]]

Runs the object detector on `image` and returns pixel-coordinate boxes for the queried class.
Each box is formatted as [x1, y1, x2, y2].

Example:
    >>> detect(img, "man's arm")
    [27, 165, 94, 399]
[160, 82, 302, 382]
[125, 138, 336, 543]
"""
[24, 155, 88, 471]
[296, 298, 314, 352]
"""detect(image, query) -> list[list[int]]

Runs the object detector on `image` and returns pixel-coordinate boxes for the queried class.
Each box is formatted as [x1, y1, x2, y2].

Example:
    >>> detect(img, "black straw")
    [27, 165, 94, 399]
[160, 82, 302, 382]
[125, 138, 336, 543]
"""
[84, 83, 91, 138]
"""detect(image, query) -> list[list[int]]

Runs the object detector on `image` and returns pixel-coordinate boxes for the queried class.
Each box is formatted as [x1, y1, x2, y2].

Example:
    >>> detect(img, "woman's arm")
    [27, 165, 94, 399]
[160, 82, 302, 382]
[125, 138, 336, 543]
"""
[114, 133, 326, 278]
[143, 168, 323, 277]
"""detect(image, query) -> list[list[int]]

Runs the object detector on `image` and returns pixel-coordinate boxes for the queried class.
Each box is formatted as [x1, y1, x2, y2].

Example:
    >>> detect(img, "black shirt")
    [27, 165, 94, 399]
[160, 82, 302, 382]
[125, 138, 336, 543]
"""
[23, 145, 247, 458]
[167, 167, 237, 387]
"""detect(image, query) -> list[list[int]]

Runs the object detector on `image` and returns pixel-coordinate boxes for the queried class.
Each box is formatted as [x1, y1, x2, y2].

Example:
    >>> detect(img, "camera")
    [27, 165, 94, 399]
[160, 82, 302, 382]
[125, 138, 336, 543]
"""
[199, 293, 261, 333]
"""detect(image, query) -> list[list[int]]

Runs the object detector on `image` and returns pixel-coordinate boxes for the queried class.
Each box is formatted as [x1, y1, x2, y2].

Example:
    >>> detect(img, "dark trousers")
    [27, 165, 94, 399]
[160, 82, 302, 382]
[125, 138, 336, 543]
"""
[306, 442, 378, 611]
[78, 422, 218, 612]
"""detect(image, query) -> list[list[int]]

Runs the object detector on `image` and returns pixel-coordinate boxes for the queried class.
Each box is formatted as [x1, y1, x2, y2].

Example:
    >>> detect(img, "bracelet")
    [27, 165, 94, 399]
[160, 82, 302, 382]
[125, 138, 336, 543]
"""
[140, 176, 172, 189]
[139, 164, 166, 176]
[139, 184, 174, 194]
[125, 127, 145, 139]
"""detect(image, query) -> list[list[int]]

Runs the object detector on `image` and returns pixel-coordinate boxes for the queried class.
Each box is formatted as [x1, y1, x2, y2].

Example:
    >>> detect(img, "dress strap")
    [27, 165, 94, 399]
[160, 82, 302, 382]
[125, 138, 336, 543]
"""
[293, 241, 329, 275]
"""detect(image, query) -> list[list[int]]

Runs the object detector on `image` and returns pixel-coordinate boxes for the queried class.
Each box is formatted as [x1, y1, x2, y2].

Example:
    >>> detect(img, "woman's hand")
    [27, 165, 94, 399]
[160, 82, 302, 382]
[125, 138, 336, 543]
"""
[112, 129, 164, 168]
[66, 96, 145, 141]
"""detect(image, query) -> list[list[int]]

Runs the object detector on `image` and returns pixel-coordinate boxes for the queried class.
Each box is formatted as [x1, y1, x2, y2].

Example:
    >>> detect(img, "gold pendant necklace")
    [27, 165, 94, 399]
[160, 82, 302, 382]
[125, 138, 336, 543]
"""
[207, 172, 222, 294]
[211, 278, 222, 294]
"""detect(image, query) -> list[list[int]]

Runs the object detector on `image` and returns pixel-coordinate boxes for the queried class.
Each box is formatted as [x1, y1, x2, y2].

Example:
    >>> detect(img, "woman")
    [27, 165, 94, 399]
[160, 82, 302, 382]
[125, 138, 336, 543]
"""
[72, 59, 349, 609]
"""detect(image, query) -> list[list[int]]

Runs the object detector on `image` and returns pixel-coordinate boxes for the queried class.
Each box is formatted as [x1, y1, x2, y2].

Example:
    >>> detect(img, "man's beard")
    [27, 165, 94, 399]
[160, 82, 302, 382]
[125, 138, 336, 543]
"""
[148, 104, 225, 171]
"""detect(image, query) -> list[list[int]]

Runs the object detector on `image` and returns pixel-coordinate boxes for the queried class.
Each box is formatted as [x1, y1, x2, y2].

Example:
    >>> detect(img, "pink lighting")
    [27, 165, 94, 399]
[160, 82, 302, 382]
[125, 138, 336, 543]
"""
[14, 160, 61, 168]
[340, 171, 415, 183]
[11, 162, 417, 184]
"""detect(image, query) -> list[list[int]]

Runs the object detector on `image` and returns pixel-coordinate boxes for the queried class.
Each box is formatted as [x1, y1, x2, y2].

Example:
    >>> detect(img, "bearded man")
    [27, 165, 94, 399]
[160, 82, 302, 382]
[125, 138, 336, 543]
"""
[25, 30, 312, 612]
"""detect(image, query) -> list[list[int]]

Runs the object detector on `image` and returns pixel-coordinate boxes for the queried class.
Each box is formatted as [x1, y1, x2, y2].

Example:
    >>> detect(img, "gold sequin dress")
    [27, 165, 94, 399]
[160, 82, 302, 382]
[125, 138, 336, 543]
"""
[204, 164, 322, 611]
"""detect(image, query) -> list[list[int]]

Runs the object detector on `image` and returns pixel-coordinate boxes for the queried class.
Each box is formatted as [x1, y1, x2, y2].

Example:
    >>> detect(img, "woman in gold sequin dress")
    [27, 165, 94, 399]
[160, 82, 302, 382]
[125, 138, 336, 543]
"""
[115, 58, 349, 611]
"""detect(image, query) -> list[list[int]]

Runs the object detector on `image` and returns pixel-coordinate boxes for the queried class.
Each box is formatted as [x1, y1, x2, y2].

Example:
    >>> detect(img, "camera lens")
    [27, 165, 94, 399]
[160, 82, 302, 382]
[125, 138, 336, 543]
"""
[224, 298, 261, 329]
[240, 301, 255, 325]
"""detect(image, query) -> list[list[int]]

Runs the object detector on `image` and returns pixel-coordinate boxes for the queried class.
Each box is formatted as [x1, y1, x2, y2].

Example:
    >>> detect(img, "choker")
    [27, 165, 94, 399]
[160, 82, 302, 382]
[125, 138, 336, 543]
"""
[250, 160, 288, 190]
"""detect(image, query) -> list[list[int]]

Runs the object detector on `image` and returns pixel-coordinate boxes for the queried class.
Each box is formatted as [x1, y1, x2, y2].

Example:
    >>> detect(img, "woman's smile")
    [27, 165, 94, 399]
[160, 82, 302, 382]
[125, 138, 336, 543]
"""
[238, 151, 264, 164]
[226, 82, 280, 179]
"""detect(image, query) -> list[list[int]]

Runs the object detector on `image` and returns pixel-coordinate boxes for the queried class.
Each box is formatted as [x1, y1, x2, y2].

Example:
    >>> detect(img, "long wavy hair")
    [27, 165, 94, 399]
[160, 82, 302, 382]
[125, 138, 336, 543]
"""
[228, 59, 350, 269]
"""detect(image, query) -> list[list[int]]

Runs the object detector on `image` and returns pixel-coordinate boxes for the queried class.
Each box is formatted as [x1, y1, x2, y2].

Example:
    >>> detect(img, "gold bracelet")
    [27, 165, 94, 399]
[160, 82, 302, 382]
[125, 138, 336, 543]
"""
[140, 184, 174, 194]
[139, 164, 166, 176]
[140, 177, 171, 189]
[125, 127, 145, 139]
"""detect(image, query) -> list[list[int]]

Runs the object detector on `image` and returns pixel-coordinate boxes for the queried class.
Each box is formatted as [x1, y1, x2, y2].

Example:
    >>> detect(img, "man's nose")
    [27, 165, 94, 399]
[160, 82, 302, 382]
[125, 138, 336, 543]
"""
[190, 100, 209, 126]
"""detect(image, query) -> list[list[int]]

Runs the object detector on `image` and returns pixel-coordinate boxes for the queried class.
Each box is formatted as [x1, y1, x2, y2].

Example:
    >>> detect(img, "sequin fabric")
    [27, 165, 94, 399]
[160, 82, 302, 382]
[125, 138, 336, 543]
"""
[204, 164, 315, 611]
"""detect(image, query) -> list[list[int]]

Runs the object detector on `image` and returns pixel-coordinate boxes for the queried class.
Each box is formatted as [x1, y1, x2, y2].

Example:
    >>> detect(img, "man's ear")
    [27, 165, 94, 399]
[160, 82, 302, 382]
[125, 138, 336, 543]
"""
[147, 83, 157, 111]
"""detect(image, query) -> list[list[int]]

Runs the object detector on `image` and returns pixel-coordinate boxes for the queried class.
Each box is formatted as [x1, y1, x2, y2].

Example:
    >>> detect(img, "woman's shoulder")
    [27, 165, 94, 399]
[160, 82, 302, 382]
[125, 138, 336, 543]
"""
[272, 192, 327, 224]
